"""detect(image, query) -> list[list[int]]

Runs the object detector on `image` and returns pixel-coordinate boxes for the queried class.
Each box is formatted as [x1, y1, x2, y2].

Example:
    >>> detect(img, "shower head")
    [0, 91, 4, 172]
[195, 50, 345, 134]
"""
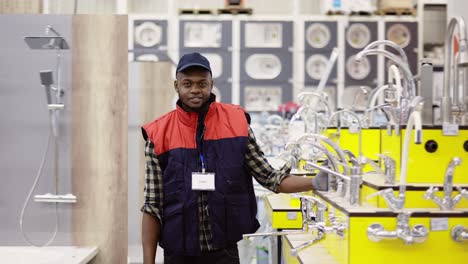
[39, 70, 54, 105]
[24, 36, 69, 50]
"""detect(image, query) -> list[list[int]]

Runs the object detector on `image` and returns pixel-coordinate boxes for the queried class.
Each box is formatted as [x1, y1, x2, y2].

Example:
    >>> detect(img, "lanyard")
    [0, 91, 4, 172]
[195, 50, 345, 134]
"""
[200, 154, 206, 173]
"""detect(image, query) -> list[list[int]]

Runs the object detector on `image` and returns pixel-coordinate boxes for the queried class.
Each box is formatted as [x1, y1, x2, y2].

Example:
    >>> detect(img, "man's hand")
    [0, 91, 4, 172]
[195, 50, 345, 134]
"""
[312, 170, 329, 191]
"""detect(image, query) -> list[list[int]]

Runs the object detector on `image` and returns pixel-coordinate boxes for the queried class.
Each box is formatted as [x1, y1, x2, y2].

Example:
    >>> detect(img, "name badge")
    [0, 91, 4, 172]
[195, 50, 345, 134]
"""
[192, 172, 215, 191]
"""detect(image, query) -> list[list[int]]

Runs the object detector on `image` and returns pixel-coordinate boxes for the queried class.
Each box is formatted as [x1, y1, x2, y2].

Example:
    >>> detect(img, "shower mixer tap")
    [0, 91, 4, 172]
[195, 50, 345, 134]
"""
[367, 212, 429, 244]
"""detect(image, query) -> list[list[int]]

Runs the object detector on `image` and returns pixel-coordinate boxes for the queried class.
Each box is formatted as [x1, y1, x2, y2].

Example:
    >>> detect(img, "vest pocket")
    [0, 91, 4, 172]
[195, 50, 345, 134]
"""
[225, 193, 255, 242]
[161, 192, 184, 252]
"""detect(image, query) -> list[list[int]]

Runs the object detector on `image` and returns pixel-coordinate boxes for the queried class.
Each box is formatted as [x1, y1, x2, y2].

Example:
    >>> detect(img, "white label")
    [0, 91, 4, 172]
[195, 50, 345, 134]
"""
[349, 124, 359, 134]
[287, 212, 298, 220]
[442, 124, 459, 136]
[430, 217, 449, 231]
[192, 172, 215, 191]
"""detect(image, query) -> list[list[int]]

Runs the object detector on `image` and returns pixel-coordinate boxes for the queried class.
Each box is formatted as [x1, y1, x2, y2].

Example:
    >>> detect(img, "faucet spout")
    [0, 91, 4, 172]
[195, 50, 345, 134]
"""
[442, 16, 468, 124]
[362, 39, 409, 65]
[356, 47, 415, 100]
[444, 157, 462, 199]
[326, 110, 364, 159]
[297, 91, 332, 115]
[297, 134, 350, 174]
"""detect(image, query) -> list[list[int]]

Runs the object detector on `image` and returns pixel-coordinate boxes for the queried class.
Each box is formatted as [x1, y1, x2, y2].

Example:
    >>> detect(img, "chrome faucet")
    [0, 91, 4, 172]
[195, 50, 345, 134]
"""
[295, 195, 327, 228]
[377, 154, 396, 185]
[297, 91, 332, 116]
[356, 44, 416, 125]
[371, 103, 423, 211]
[297, 134, 351, 174]
[326, 110, 364, 160]
[298, 134, 362, 206]
[356, 46, 415, 100]
[290, 106, 323, 134]
[367, 212, 429, 244]
[304, 161, 361, 206]
[362, 39, 409, 65]
[441, 16, 468, 124]
[423, 157, 468, 210]
[283, 142, 302, 171]
[290, 195, 345, 256]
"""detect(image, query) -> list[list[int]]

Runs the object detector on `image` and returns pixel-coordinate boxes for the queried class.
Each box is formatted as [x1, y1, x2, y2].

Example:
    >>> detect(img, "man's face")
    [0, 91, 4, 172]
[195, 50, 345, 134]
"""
[174, 67, 213, 112]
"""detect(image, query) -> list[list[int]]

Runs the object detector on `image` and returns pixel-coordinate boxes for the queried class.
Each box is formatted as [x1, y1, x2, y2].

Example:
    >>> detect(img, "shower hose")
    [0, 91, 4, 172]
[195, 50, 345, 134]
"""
[19, 121, 59, 247]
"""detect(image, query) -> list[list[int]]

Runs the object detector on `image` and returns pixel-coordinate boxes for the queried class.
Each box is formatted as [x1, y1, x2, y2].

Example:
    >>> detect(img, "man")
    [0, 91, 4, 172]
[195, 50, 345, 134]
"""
[141, 52, 328, 264]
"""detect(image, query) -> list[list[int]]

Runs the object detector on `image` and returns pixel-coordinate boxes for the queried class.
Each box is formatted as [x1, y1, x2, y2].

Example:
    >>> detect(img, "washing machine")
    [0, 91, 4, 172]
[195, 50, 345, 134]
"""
[384, 19, 418, 83]
[240, 20, 293, 112]
[343, 19, 379, 110]
[304, 20, 338, 110]
[179, 19, 233, 103]
[130, 18, 169, 62]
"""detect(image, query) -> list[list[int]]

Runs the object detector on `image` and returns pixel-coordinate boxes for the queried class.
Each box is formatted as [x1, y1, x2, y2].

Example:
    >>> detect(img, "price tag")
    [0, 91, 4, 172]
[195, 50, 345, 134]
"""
[430, 217, 449, 231]
[287, 212, 298, 220]
[443, 124, 459, 136]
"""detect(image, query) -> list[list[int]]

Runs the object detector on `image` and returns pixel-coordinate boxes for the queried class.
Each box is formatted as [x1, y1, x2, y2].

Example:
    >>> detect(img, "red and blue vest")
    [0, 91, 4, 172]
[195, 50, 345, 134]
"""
[142, 101, 260, 256]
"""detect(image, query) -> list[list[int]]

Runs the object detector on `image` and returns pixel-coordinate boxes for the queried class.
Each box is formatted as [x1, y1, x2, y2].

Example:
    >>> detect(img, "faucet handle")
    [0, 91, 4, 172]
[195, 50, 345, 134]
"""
[456, 186, 468, 200]
[412, 224, 429, 243]
[423, 186, 439, 200]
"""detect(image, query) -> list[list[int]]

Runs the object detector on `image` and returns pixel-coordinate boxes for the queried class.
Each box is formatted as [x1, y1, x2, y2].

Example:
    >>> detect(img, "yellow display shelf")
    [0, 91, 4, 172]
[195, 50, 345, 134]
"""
[380, 126, 468, 184]
[325, 127, 381, 161]
[265, 193, 303, 230]
[309, 191, 468, 264]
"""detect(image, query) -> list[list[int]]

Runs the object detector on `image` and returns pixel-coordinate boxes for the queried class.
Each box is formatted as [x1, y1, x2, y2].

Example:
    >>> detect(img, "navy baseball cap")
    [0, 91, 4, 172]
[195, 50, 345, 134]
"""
[176, 52, 212, 76]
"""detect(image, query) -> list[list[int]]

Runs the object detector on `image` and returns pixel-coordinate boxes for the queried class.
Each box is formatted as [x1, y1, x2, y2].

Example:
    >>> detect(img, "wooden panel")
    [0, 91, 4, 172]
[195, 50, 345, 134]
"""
[138, 61, 174, 207]
[72, 15, 128, 264]
[0, 0, 42, 13]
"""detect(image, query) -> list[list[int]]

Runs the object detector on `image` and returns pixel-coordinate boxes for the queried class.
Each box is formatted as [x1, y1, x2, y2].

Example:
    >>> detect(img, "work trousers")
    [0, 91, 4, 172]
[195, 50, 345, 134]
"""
[163, 244, 240, 264]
